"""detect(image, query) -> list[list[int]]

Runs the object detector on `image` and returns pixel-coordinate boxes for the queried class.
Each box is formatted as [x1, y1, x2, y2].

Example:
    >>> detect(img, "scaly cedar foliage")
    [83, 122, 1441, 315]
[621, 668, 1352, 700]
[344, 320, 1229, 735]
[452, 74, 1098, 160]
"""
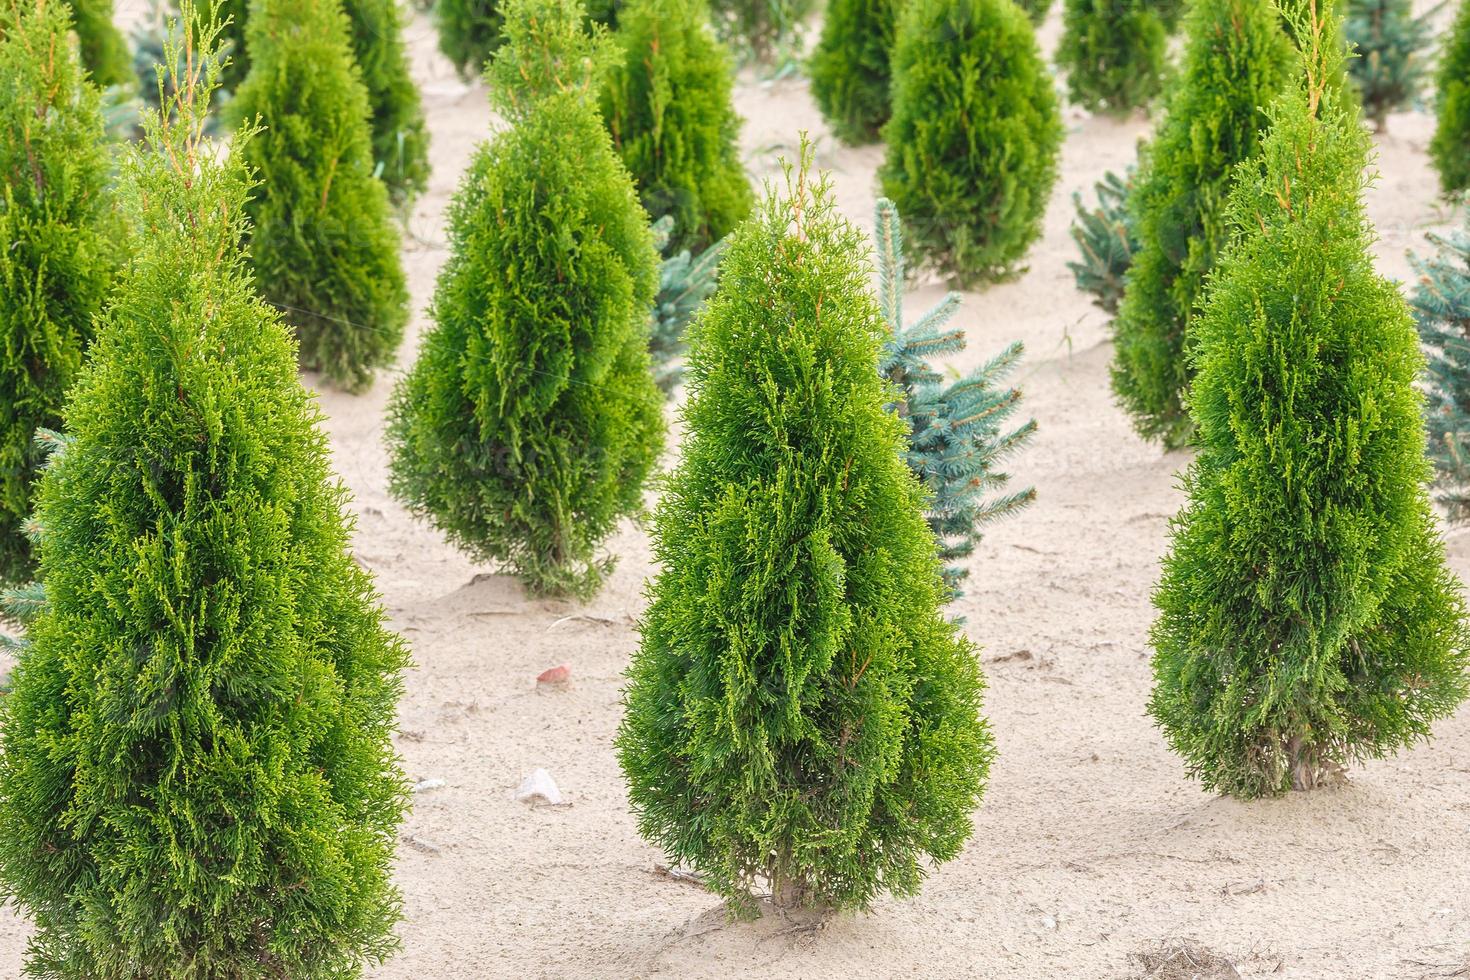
[0, 0, 120, 586]
[880, 0, 1062, 286]
[343, 0, 431, 205]
[198, 0, 248, 91]
[232, 0, 409, 392]
[1148, 0, 1470, 798]
[874, 198, 1036, 600]
[1344, 0, 1431, 132]
[1410, 218, 1470, 519]
[1058, 0, 1169, 114]
[387, 0, 663, 598]
[809, 0, 900, 144]
[0, 14, 410, 975]
[1111, 0, 1293, 448]
[601, 0, 752, 254]
[1432, 0, 1470, 193]
[619, 146, 992, 915]
[434, 0, 503, 78]
[61, 0, 130, 86]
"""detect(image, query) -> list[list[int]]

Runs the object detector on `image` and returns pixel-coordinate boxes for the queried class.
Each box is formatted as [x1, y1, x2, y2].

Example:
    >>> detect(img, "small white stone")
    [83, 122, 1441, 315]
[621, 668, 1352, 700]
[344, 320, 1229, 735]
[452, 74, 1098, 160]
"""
[515, 768, 563, 805]
[413, 778, 446, 793]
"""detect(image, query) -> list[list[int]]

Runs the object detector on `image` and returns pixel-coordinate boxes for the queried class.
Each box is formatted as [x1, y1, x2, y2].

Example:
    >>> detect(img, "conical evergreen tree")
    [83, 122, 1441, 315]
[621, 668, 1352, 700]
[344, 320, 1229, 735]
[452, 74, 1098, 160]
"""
[1148, 0, 1470, 798]
[387, 0, 663, 598]
[874, 199, 1036, 601]
[342, 0, 430, 206]
[619, 147, 991, 914]
[880, 0, 1062, 286]
[1057, 0, 1169, 114]
[1068, 168, 1138, 316]
[1410, 218, 1470, 519]
[231, 0, 408, 392]
[809, 0, 900, 144]
[62, 0, 130, 86]
[0, 15, 409, 975]
[1431, 0, 1470, 192]
[434, 0, 503, 78]
[1110, 0, 1294, 448]
[0, 0, 120, 586]
[601, 0, 752, 254]
[1344, 0, 1431, 131]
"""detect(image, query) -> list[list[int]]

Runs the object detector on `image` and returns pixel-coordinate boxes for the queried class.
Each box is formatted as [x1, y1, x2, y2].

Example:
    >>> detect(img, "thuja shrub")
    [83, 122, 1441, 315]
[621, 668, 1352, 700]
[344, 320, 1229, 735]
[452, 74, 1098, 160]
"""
[232, 0, 409, 392]
[0, 18, 410, 975]
[343, 0, 431, 205]
[809, 0, 900, 144]
[1149, 2, 1470, 799]
[1410, 220, 1470, 519]
[62, 0, 131, 86]
[1431, 0, 1470, 191]
[1111, 0, 1292, 448]
[1058, 0, 1168, 114]
[708, 0, 815, 62]
[602, 0, 752, 254]
[434, 0, 503, 78]
[0, 0, 120, 586]
[874, 198, 1036, 600]
[198, 0, 249, 91]
[619, 147, 992, 914]
[880, 0, 1062, 286]
[387, 0, 664, 598]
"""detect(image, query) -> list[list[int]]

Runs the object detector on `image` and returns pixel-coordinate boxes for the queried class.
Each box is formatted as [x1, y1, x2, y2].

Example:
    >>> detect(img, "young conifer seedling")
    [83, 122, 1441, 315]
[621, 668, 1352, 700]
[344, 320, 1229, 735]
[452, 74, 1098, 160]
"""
[1344, 0, 1431, 133]
[1431, 0, 1470, 192]
[1149, 0, 1470, 798]
[880, 0, 1062, 286]
[387, 0, 664, 598]
[1057, 0, 1169, 114]
[1110, 0, 1293, 448]
[1068, 168, 1138, 317]
[648, 215, 726, 395]
[0, 0, 121, 586]
[62, 0, 131, 86]
[809, 0, 901, 144]
[1410, 218, 1470, 519]
[619, 144, 992, 915]
[342, 0, 431, 206]
[601, 0, 752, 254]
[0, 11, 410, 974]
[874, 198, 1036, 600]
[232, 0, 409, 392]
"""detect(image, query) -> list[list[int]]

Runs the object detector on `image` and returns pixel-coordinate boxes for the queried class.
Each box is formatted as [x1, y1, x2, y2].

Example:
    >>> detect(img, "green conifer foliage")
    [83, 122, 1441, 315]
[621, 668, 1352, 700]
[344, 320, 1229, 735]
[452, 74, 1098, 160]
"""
[601, 0, 753, 254]
[387, 0, 663, 598]
[61, 0, 130, 86]
[809, 0, 900, 144]
[1344, 0, 1431, 132]
[1057, 0, 1169, 114]
[1410, 220, 1470, 518]
[874, 199, 1036, 600]
[1068, 168, 1138, 316]
[1110, 0, 1293, 448]
[0, 18, 410, 974]
[1432, 0, 1470, 193]
[1016, 0, 1055, 21]
[343, 0, 431, 206]
[1148, 2, 1470, 798]
[434, 0, 503, 78]
[649, 215, 726, 394]
[198, 0, 249, 90]
[232, 0, 409, 392]
[708, 0, 814, 61]
[880, 0, 1062, 286]
[618, 147, 992, 915]
[0, 0, 119, 586]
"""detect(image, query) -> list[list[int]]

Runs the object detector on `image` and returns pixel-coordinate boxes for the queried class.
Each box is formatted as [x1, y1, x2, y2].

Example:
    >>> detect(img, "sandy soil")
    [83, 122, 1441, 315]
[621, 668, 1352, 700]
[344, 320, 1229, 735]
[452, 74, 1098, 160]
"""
[3, 3, 1469, 978]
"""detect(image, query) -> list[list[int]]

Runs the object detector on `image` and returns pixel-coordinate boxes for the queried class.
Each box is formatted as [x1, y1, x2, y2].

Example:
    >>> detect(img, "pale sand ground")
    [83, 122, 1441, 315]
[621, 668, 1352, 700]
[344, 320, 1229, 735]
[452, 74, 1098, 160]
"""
[2, 3, 1469, 978]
